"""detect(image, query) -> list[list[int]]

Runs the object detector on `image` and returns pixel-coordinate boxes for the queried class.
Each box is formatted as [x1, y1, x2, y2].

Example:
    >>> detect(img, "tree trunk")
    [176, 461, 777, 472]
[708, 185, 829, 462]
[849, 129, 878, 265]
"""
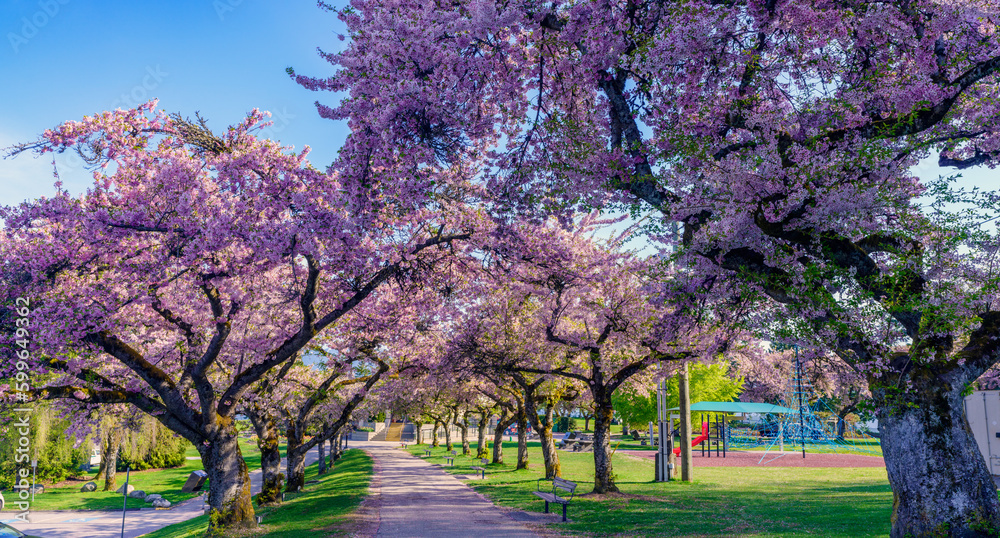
[444, 419, 453, 451]
[329, 437, 336, 468]
[432, 420, 441, 447]
[102, 426, 122, 491]
[198, 426, 255, 533]
[333, 433, 342, 462]
[250, 412, 283, 505]
[875, 374, 1000, 537]
[284, 426, 306, 493]
[524, 393, 560, 479]
[678, 362, 693, 483]
[592, 397, 618, 493]
[458, 418, 472, 456]
[584, 416, 591, 432]
[540, 403, 560, 478]
[476, 408, 489, 459]
[415, 421, 423, 445]
[317, 441, 327, 474]
[516, 407, 529, 470]
[493, 412, 514, 464]
[836, 405, 856, 441]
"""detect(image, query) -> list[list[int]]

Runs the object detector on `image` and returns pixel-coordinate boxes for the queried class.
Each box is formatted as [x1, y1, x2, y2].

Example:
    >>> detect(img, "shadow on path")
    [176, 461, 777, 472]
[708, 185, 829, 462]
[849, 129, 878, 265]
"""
[352, 441, 547, 538]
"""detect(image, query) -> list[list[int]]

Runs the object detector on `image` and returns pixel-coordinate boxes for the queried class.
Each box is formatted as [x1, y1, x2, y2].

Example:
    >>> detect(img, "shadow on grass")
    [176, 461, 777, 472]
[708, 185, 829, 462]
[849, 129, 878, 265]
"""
[409, 441, 891, 537]
[28, 458, 207, 511]
[143, 448, 372, 538]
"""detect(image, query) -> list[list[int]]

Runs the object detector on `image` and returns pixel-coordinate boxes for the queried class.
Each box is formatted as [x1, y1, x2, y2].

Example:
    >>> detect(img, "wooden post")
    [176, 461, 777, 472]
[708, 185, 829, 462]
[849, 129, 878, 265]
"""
[679, 362, 693, 482]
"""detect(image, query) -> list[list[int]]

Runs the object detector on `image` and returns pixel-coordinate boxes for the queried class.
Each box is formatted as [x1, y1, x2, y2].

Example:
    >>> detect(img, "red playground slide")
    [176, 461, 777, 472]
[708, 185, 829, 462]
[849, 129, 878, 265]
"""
[672, 422, 709, 456]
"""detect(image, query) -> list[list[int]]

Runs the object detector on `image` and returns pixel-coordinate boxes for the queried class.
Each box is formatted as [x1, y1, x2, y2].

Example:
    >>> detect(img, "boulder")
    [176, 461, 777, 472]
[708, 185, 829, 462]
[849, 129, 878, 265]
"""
[116, 484, 134, 495]
[128, 489, 146, 499]
[80, 482, 97, 493]
[144, 493, 163, 503]
[152, 498, 171, 508]
[181, 470, 208, 492]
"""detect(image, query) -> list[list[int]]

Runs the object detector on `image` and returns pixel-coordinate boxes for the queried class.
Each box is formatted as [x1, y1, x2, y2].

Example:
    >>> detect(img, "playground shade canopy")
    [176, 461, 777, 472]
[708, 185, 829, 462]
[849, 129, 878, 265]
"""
[667, 402, 797, 414]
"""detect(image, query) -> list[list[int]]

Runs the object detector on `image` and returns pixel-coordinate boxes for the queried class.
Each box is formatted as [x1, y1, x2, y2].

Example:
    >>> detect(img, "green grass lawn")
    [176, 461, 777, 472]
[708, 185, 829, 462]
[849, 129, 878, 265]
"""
[144, 448, 373, 538]
[27, 458, 205, 511]
[410, 441, 892, 537]
[30, 438, 262, 511]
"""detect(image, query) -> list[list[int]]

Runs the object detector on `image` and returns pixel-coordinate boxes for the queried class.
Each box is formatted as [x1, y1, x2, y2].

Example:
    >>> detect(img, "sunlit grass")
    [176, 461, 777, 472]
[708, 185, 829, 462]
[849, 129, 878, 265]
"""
[29, 438, 261, 511]
[410, 440, 892, 537]
[144, 449, 372, 538]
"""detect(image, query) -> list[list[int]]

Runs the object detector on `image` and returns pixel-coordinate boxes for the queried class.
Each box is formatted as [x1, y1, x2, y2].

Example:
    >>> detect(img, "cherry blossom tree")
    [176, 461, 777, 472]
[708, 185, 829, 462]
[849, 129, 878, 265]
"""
[241, 363, 291, 505]
[301, 1, 1000, 532]
[279, 347, 388, 493]
[0, 104, 474, 532]
[452, 219, 727, 492]
[451, 294, 581, 479]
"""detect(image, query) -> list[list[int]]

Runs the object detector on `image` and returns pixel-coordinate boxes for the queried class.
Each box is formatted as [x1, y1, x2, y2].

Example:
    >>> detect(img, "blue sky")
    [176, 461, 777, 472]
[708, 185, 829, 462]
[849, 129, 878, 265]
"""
[0, 0, 349, 205]
[0, 0, 993, 209]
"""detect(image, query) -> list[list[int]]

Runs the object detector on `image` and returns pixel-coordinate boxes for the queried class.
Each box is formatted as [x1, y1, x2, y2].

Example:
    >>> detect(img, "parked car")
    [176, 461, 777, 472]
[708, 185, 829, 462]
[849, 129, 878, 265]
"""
[0, 522, 43, 538]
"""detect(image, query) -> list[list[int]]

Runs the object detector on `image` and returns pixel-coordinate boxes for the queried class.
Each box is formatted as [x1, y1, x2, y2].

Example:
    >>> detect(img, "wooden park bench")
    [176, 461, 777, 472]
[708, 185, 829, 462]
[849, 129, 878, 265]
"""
[533, 477, 578, 522]
[422, 448, 432, 457]
[399, 442, 408, 449]
[470, 458, 488, 479]
[444, 450, 457, 466]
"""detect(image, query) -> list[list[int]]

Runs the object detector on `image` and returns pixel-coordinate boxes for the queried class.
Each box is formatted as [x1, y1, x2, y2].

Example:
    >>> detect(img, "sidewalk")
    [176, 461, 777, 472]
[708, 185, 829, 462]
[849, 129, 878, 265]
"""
[351, 441, 546, 538]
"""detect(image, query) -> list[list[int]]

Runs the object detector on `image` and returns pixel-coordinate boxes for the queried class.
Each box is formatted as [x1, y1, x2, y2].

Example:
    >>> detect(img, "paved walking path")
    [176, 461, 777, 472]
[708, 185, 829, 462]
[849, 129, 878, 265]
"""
[352, 441, 546, 538]
[3, 446, 320, 538]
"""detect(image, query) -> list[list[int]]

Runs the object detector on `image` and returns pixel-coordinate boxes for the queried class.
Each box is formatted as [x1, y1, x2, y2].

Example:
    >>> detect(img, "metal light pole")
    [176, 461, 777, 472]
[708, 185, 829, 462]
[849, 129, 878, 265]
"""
[120, 465, 130, 538]
[796, 346, 805, 459]
[679, 362, 693, 482]
[30, 455, 37, 502]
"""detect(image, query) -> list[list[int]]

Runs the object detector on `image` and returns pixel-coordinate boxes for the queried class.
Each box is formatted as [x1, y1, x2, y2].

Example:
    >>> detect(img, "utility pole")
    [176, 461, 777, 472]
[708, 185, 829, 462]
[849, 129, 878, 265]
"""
[796, 346, 806, 459]
[678, 362, 693, 482]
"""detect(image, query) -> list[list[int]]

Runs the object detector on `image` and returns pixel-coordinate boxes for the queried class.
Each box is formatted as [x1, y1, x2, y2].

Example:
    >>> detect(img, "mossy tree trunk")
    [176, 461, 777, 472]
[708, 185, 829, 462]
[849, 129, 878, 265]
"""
[198, 420, 255, 533]
[317, 441, 327, 474]
[875, 366, 1000, 537]
[493, 410, 514, 464]
[247, 409, 283, 505]
[516, 405, 529, 470]
[459, 410, 471, 456]
[476, 406, 490, 459]
[101, 426, 122, 492]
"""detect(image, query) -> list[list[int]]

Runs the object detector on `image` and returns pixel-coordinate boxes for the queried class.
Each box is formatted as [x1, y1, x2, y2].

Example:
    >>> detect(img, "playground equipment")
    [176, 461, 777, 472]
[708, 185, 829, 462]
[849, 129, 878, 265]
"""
[724, 356, 880, 459]
[672, 422, 710, 456]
